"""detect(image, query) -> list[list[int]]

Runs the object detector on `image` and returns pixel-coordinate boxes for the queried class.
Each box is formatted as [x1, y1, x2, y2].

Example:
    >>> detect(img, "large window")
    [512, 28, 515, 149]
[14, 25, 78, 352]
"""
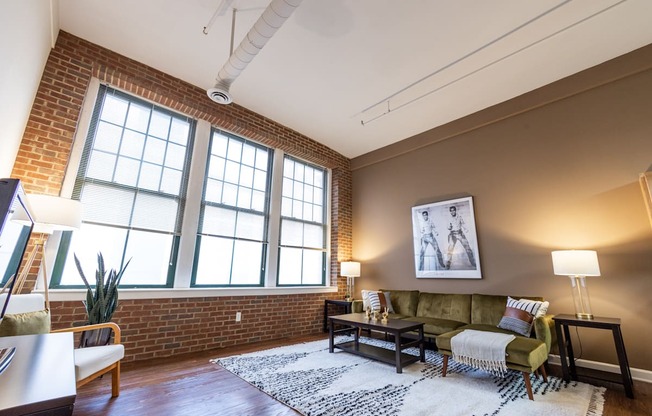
[52, 86, 195, 287]
[277, 157, 327, 285]
[51, 84, 331, 290]
[192, 130, 272, 286]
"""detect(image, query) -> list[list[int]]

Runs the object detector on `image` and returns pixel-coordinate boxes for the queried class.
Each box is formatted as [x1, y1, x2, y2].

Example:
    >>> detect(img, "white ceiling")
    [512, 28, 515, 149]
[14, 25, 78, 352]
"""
[58, 0, 652, 159]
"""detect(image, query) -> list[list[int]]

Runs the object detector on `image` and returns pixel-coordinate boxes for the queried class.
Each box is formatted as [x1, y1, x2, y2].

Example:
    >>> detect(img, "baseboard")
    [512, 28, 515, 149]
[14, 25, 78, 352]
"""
[548, 354, 652, 384]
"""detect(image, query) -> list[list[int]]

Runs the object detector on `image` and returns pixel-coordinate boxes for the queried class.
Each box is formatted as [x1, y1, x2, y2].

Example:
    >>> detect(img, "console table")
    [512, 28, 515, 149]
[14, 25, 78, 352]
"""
[554, 314, 634, 399]
[323, 299, 352, 332]
[0, 333, 76, 415]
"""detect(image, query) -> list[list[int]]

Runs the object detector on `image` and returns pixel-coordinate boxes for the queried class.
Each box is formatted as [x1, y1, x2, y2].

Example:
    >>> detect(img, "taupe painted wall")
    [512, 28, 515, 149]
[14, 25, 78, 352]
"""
[351, 45, 652, 371]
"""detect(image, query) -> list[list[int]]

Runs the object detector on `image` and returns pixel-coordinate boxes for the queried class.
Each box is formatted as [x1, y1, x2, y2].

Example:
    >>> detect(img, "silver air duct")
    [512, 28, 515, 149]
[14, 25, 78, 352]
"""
[207, 0, 303, 105]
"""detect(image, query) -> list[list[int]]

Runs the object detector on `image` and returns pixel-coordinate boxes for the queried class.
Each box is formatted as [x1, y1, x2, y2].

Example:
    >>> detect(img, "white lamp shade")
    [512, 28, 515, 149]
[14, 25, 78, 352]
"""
[340, 261, 360, 277]
[27, 194, 83, 234]
[551, 250, 601, 277]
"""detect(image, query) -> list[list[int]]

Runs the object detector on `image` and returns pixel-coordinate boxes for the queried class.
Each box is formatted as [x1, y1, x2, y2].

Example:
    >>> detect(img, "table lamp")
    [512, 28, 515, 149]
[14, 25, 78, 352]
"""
[340, 261, 360, 302]
[551, 250, 600, 319]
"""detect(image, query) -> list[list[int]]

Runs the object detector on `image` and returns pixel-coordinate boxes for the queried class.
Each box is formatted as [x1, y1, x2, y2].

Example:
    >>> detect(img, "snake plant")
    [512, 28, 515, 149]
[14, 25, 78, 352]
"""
[74, 253, 130, 325]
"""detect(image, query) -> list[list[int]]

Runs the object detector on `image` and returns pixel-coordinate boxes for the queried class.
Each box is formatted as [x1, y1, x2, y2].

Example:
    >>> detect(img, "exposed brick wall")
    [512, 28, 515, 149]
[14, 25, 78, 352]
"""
[51, 294, 333, 362]
[10, 31, 353, 362]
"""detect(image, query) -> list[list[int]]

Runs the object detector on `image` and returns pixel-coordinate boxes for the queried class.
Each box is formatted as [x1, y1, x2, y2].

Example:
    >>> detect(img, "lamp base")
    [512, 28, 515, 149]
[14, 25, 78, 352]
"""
[575, 312, 594, 319]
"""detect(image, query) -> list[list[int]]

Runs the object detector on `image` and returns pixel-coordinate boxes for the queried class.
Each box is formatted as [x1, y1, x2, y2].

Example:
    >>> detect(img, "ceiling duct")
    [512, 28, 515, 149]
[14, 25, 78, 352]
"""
[207, 0, 303, 105]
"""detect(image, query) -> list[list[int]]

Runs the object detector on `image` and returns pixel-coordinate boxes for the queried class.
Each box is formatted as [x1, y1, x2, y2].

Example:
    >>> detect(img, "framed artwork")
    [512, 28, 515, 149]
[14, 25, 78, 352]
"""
[411, 196, 482, 279]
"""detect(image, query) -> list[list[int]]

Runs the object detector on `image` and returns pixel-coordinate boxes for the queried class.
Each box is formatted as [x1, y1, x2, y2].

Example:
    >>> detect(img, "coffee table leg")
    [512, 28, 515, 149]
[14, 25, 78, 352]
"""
[329, 319, 334, 353]
[419, 327, 425, 362]
[395, 332, 402, 373]
[354, 323, 360, 351]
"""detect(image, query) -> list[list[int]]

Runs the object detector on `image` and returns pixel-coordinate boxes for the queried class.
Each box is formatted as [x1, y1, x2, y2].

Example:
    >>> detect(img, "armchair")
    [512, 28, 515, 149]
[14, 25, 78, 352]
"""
[0, 293, 124, 397]
[52, 322, 124, 397]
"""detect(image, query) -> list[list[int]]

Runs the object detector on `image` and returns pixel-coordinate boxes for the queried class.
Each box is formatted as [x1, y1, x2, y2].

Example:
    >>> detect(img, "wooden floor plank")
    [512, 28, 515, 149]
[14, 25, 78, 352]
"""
[72, 334, 651, 415]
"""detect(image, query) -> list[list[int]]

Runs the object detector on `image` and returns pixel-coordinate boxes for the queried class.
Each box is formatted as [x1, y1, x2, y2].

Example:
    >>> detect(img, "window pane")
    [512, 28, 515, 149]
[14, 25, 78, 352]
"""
[227, 139, 242, 162]
[278, 247, 302, 285]
[224, 160, 240, 184]
[242, 144, 256, 167]
[205, 179, 223, 203]
[293, 180, 304, 200]
[114, 156, 140, 187]
[94, 122, 121, 153]
[280, 219, 303, 246]
[202, 206, 236, 236]
[143, 136, 166, 164]
[314, 170, 324, 188]
[302, 250, 323, 284]
[132, 193, 178, 232]
[222, 183, 238, 206]
[212, 133, 228, 157]
[236, 187, 252, 209]
[86, 151, 116, 181]
[101, 95, 128, 125]
[125, 103, 150, 132]
[194, 236, 232, 285]
[208, 156, 225, 180]
[239, 165, 253, 188]
[314, 205, 323, 223]
[304, 223, 324, 248]
[161, 168, 182, 195]
[169, 118, 189, 145]
[235, 212, 265, 240]
[58, 224, 128, 285]
[165, 143, 186, 170]
[121, 130, 146, 159]
[253, 169, 267, 191]
[138, 162, 162, 191]
[149, 110, 171, 139]
[281, 197, 292, 217]
[303, 202, 312, 221]
[282, 177, 293, 198]
[80, 183, 134, 226]
[303, 184, 313, 203]
[231, 240, 262, 284]
[304, 166, 314, 186]
[122, 230, 173, 285]
[292, 199, 303, 219]
[252, 190, 265, 212]
[294, 163, 304, 181]
[283, 159, 294, 178]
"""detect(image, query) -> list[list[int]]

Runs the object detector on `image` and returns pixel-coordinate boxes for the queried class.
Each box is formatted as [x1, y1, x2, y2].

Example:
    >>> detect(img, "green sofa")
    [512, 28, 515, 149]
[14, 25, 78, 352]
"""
[353, 290, 555, 400]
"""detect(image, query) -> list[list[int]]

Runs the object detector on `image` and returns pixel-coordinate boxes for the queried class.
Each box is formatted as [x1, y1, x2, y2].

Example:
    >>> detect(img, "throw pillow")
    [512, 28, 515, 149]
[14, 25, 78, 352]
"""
[363, 290, 394, 313]
[0, 309, 51, 337]
[497, 297, 545, 336]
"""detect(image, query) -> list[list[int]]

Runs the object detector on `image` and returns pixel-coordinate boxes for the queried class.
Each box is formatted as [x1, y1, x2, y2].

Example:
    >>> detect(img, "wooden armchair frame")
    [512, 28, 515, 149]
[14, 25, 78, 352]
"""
[52, 322, 122, 397]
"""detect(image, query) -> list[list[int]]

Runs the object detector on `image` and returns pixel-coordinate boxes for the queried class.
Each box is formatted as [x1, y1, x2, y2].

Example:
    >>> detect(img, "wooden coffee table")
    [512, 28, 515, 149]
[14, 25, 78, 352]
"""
[328, 313, 425, 373]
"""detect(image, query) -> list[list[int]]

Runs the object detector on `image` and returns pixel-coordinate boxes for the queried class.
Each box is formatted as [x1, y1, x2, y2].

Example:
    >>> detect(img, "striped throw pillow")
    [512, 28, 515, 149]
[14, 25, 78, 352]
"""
[497, 297, 547, 336]
[361, 290, 394, 313]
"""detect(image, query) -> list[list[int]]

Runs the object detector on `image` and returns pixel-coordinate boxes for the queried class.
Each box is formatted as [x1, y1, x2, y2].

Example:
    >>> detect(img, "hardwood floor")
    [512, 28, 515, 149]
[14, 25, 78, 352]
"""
[73, 334, 651, 415]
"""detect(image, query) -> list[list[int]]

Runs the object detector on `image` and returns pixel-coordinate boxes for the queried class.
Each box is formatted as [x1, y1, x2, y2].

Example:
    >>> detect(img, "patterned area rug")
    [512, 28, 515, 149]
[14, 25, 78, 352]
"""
[212, 337, 605, 416]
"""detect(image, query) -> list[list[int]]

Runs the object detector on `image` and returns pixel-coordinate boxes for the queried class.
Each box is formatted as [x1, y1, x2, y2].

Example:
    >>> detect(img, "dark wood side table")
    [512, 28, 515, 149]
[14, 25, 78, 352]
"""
[0, 332, 76, 415]
[554, 314, 634, 399]
[323, 299, 352, 332]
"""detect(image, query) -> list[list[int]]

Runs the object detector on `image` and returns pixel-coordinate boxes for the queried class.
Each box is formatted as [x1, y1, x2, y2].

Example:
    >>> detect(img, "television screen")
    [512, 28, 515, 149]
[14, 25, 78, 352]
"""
[0, 178, 34, 320]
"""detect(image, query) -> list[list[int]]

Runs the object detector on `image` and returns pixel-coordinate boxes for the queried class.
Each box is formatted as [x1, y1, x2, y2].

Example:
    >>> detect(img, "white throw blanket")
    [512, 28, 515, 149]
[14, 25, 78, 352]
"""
[451, 329, 515, 376]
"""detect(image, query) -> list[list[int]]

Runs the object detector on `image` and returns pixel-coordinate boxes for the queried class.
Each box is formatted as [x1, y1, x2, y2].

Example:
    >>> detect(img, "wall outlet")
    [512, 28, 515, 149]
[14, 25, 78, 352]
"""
[235, 312, 242, 322]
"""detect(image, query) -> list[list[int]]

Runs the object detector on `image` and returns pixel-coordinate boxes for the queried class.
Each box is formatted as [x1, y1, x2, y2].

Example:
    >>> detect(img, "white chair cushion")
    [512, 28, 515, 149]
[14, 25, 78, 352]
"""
[1, 294, 45, 314]
[73, 344, 125, 381]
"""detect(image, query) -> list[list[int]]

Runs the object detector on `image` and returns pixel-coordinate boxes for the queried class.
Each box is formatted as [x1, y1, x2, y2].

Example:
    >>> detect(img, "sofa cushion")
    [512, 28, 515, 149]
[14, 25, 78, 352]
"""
[403, 316, 467, 336]
[416, 293, 471, 324]
[380, 289, 419, 317]
[471, 294, 544, 326]
[436, 325, 548, 371]
[497, 297, 548, 336]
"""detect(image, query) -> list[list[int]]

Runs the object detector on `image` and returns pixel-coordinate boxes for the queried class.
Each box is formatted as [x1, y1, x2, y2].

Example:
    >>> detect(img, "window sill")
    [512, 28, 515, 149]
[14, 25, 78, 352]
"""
[37, 286, 338, 302]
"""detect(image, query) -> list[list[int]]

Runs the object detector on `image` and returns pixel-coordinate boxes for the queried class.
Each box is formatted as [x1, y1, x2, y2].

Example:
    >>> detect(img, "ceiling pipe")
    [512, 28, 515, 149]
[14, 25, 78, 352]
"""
[207, 0, 303, 105]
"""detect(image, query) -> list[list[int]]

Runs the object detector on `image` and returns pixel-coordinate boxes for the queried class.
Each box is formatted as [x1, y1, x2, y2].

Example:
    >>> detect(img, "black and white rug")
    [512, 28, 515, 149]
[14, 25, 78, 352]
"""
[212, 337, 604, 416]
